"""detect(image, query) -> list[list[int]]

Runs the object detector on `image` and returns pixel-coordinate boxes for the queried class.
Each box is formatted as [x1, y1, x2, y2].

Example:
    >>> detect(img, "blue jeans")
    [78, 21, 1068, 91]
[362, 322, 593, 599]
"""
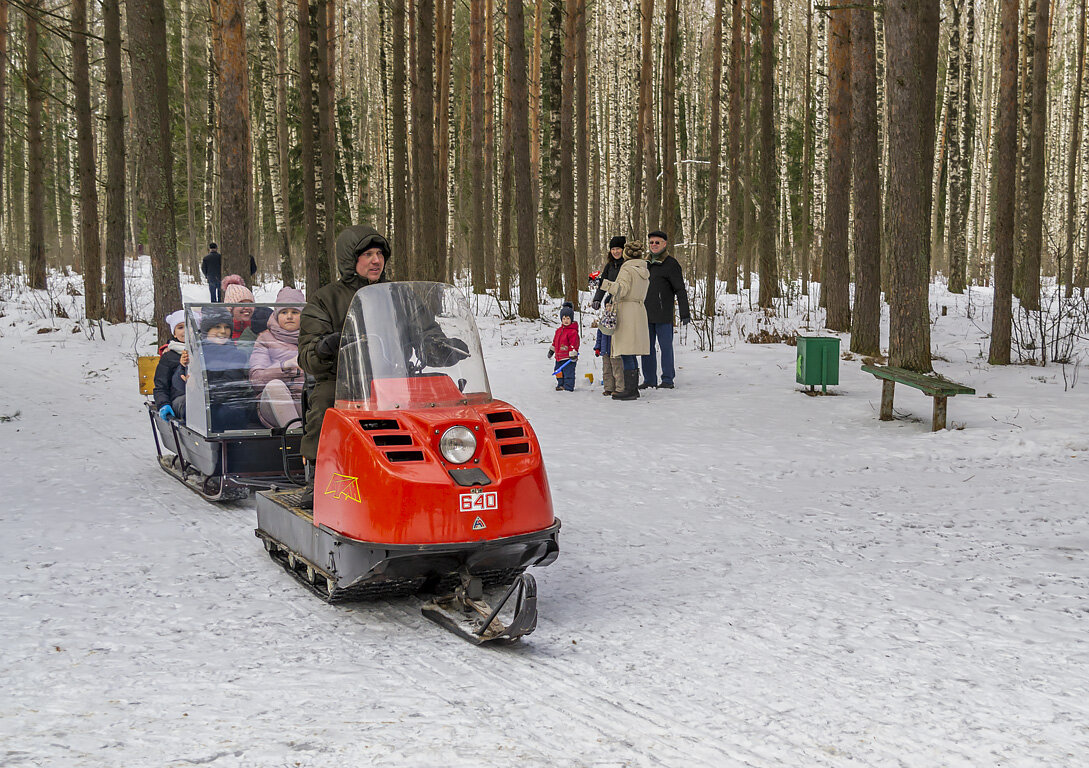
[641, 323, 675, 386]
[621, 354, 638, 371]
[554, 359, 576, 391]
[208, 279, 222, 302]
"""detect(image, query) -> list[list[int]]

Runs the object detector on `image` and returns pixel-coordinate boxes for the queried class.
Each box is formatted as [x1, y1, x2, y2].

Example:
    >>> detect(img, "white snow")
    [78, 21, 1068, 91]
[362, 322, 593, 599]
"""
[1, 265, 1087, 767]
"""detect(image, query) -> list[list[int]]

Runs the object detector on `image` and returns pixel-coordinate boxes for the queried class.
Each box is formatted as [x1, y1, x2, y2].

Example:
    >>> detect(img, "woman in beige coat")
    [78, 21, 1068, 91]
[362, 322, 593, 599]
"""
[599, 240, 650, 400]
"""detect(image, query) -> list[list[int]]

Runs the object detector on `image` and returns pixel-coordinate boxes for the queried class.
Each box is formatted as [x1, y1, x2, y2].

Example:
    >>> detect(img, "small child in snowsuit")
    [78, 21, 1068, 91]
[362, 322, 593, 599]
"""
[548, 302, 580, 391]
[593, 302, 624, 396]
[154, 309, 188, 421]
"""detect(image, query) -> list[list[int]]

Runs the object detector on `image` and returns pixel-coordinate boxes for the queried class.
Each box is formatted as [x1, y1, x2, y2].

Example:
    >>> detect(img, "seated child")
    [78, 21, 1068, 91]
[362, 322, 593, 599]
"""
[221, 274, 257, 342]
[201, 305, 255, 432]
[248, 286, 306, 429]
[548, 302, 580, 392]
[154, 310, 188, 420]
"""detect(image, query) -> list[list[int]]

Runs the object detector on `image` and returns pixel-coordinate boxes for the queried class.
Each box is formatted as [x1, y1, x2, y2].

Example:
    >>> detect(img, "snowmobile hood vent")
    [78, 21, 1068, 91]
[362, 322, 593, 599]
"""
[360, 418, 400, 431]
[486, 411, 515, 424]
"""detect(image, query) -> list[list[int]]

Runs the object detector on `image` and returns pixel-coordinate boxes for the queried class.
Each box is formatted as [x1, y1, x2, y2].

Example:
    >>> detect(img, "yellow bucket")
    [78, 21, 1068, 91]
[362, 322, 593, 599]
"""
[137, 355, 159, 395]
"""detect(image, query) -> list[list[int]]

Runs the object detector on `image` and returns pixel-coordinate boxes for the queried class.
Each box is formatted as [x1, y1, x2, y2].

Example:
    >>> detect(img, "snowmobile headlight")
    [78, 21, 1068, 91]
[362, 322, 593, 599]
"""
[440, 426, 477, 464]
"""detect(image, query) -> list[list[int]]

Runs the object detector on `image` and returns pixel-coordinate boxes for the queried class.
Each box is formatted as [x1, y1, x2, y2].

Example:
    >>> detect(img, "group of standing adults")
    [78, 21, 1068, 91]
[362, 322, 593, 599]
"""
[592, 230, 691, 401]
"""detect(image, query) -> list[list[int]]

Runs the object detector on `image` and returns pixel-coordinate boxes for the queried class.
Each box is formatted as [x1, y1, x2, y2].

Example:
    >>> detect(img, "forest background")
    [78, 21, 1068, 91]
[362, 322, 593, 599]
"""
[0, 0, 1085, 371]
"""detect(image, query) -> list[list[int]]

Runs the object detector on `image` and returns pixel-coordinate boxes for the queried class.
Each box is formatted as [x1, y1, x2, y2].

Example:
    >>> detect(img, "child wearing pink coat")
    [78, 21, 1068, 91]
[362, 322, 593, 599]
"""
[249, 286, 306, 428]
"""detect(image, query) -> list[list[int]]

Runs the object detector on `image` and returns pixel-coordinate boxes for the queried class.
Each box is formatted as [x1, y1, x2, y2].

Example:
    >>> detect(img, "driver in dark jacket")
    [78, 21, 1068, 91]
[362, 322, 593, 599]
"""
[297, 225, 467, 507]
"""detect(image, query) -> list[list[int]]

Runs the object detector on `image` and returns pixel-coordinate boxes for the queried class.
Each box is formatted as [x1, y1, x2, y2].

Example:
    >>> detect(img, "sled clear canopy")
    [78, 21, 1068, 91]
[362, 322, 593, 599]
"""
[335, 281, 491, 410]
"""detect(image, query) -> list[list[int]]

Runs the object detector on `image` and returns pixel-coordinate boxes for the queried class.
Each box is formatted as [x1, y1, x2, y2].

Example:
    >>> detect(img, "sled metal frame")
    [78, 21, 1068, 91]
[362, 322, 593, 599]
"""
[421, 570, 539, 645]
[147, 404, 306, 502]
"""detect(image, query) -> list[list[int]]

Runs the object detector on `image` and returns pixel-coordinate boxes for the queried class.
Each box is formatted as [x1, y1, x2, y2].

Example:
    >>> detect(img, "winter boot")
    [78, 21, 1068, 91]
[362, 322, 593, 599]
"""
[297, 478, 315, 509]
[612, 370, 640, 400]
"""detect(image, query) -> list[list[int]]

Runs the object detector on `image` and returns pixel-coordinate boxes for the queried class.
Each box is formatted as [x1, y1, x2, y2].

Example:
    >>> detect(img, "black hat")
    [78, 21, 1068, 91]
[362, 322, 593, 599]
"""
[648, 230, 668, 241]
[209, 242, 218, 250]
[609, 236, 627, 250]
[560, 301, 575, 320]
[200, 305, 232, 334]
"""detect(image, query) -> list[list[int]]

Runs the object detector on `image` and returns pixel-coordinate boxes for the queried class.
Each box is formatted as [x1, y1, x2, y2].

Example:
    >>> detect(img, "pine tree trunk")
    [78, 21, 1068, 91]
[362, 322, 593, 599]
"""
[510, 0, 540, 318]
[800, 0, 813, 296]
[991, 0, 1018, 363]
[639, 0, 657, 232]
[499, 0, 514, 302]
[470, 0, 487, 293]
[436, 0, 454, 283]
[885, 0, 935, 372]
[560, 0, 578, 302]
[27, 1, 45, 289]
[704, 0, 724, 315]
[947, 0, 968, 294]
[542, 0, 563, 296]
[210, 0, 253, 282]
[757, 0, 778, 308]
[413, 0, 441, 280]
[203, 29, 217, 245]
[918, 0, 940, 273]
[824, 2, 851, 328]
[0, 0, 6, 262]
[661, 0, 680, 241]
[103, 0, 126, 321]
[726, 0, 742, 293]
[1065, 0, 1086, 297]
[390, 0, 409, 276]
[297, 0, 322, 290]
[850, 4, 881, 355]
[126, 0, 182, 343]
[575, 0, 589, 283]
[72, 0, 103, 319]
[483, 0, 497, 288]
[180, 0, 198, 274]
[315, 0, 336, 276]
[1020, 0, 1050, 311]
[259, 0, 293, 287]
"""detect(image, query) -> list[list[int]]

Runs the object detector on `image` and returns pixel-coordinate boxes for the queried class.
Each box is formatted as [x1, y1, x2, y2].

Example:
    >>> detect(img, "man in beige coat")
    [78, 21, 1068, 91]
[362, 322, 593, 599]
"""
[599, 241, 650, 401]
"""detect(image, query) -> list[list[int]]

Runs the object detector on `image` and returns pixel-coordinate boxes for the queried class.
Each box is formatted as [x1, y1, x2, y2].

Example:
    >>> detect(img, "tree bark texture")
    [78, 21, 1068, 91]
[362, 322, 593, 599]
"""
[885, 0, 934, 371]
[509, 0, 540, 318]
[1065, 0, 1086, 297]
[470, 0, 487, 293]
[103, 0, 126, 321]
[413, 0, 441, 281]
[211, 0, 253, 282]
[824, 2, 851, 327]
[991, 0, 1019, 364]
[126, 0, 181, 343]
[315, 0, 336, 275]
[560, 0, 578, 302]
[850, 4, 881, 355]
[660, 0, 681, 241]
[1019, 0, 1050, 310]
[297, 0, 323, 290]
[639, 0, 658, 233]
[72, 0, 103, 319]
[726, 0, 742, 293]
[390, 0, 409, 276]
[27, 0, 45, 289]
[757, 0, 778, 308]
[704, 0, 725, 315]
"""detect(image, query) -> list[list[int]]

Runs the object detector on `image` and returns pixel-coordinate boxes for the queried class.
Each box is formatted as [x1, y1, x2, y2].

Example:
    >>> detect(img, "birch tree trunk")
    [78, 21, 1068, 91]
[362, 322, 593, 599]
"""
[297, 0, 323, 290]
[72, 0, 103, 319]
[315, 0, 336, 274]
[800, 0, 812, 295]
[639, 0, 658, 232]
[1064, 0, 1085, 297]
[726, 0, 742, 293]
[0, 0, 6, 259]
[259, 0, 293, 287]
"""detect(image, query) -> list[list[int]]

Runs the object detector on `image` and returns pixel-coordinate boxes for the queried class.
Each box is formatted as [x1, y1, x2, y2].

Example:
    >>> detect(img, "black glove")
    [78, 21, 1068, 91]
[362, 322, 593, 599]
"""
[681, 317, 691, 326]
[428, 337, 471, 367]
[591, 300, 601, 311]
[316, 331, 342, 360]
[547, 348, 555, 358]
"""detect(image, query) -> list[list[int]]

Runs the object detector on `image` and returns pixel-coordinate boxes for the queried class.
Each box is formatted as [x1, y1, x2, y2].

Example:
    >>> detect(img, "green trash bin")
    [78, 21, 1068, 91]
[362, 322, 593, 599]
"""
[796, 336, 840, 393]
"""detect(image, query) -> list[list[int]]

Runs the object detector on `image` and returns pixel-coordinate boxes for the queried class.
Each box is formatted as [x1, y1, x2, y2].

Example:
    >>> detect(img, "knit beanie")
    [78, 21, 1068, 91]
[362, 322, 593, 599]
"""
[623, 241, 645, 260]
[221, 274, 254, 304]
[200, 305, 233, 334]
[609, 235, 626, 250]
[165, 309, 186, 332]
[560, 301, 575, 321]
[275, 286, 305, 304]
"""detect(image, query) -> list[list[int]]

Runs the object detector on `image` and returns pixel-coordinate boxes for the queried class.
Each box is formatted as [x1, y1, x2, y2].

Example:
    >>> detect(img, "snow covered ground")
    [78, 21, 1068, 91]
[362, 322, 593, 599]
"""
[1, 266, 1087, 767]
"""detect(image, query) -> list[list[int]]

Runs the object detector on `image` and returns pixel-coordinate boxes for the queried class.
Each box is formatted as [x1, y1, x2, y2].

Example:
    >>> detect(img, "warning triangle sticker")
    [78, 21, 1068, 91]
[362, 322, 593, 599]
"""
[472, 517, 486, 530]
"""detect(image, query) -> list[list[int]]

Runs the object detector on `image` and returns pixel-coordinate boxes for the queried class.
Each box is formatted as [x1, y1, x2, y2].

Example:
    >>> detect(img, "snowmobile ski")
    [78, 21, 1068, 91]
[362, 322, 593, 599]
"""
[421, 571, 538, 645]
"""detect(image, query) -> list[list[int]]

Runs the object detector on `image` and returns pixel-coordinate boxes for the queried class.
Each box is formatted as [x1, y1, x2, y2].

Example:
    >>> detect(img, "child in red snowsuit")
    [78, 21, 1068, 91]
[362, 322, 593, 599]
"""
[548, 302, 580, 391]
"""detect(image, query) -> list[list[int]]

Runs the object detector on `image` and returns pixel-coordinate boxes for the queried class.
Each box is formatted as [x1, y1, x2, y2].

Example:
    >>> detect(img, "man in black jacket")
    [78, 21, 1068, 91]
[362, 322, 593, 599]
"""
[200, 242, 258, 301]
[641, 230, 690, 389]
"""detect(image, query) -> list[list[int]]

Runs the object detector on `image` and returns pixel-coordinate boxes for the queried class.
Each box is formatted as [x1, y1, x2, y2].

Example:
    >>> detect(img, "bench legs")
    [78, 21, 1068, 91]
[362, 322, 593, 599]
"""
[932, 395, 947, 431]
[879, 380, 895, 420]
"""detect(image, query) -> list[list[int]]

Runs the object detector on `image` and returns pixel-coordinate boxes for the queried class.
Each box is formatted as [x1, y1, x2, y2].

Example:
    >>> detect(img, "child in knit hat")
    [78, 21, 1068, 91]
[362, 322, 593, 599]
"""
[153, 309, 189, 421]
[221, 274, 256, 340]
[249, 286, 307, 428]
[548, 301, 580, 392]
[200, 305, 254, 431]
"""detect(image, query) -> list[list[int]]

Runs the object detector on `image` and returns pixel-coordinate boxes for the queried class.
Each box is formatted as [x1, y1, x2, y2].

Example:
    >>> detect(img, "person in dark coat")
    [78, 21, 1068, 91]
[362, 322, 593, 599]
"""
[640, 230, 690, 389]
[591, 236, 626, 310]
[154, 310, 189, 420]
[201, 243, 258, 301]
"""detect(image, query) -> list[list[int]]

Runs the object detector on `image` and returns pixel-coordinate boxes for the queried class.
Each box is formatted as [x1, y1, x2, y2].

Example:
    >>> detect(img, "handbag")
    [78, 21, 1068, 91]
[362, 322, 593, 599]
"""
[599, 304, 618, 336]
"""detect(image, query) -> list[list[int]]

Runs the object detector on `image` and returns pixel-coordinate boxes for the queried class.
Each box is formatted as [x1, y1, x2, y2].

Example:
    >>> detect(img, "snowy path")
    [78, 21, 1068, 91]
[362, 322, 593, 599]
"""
[1, 311, 1087, 767]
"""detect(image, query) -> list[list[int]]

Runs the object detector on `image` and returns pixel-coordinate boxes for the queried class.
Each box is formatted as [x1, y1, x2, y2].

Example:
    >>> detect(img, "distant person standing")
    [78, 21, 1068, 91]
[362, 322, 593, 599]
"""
[201, 243, 222, 301]
[641, 230, 690, 390]
[201, 242, 258, 302]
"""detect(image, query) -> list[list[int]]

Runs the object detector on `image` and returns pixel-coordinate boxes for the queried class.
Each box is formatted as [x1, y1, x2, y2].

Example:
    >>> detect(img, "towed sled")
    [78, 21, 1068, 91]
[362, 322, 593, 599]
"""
[255, 282, 560, 644]
[142, 301, 306, 502]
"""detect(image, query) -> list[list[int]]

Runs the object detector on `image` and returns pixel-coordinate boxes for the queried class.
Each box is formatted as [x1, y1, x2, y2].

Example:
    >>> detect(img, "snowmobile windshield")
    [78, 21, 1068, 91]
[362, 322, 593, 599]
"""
[335, 282, 491, 411]
[183, 302, 306, 435]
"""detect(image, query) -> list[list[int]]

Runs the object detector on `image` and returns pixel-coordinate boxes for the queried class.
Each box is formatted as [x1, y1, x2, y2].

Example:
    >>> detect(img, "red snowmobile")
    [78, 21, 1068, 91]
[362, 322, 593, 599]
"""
[254, 282, 560, 644]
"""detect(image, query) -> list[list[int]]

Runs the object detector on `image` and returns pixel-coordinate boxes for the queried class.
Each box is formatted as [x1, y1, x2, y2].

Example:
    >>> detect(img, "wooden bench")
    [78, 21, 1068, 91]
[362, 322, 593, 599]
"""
[861, 364, 975, 431]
